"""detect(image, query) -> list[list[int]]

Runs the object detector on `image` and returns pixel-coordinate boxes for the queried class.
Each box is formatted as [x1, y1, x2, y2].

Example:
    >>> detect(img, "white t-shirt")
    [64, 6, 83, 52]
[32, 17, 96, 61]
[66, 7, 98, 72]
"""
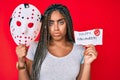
[26, 42, 85, 80]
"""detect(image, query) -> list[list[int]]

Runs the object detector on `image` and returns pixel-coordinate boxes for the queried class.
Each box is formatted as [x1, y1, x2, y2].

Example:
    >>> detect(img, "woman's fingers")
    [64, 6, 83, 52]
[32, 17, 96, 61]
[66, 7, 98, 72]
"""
[16, 44, 28, 59]
[84, 44, 98, 58]
[84, 47, 97, 56]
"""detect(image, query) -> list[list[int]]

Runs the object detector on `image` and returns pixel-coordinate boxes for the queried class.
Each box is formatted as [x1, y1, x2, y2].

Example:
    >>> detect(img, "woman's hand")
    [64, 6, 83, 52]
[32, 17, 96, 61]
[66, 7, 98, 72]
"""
[84, 44, 98, 65]
[16, 44, 28, 63]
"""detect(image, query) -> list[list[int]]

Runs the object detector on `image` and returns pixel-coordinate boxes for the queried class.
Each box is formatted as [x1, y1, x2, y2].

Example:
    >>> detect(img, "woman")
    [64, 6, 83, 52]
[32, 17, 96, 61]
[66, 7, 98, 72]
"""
[16, 4, 97, 80]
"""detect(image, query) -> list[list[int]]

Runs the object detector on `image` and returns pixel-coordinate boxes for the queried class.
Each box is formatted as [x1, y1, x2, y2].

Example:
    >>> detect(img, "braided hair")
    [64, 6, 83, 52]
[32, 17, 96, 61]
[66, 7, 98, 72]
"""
[31, 4, 75, 80]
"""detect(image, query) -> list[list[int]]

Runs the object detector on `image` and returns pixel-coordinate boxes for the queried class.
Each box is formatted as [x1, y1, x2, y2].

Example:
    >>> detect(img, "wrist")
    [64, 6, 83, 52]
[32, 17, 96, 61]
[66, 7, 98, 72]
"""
[84, 63, 91, 67]
[18, 57, 26, 63]
[16, 61, 26, 70]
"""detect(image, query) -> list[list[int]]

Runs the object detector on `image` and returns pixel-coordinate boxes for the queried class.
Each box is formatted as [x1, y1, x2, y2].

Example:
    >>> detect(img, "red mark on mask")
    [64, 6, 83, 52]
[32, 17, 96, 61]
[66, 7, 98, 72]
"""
[28, 22, 34, 28]
[16, 21, 21, 27]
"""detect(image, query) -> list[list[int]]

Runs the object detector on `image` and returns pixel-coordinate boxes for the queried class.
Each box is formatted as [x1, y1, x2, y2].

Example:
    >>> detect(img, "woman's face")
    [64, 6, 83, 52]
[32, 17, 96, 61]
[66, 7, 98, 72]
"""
[48, 10, 67, 41]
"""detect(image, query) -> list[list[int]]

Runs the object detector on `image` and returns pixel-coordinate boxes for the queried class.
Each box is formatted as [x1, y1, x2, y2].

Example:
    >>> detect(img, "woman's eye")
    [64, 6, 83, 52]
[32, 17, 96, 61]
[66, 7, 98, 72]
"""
[59, 21, 64, 25]
[48, 22, 54, 26]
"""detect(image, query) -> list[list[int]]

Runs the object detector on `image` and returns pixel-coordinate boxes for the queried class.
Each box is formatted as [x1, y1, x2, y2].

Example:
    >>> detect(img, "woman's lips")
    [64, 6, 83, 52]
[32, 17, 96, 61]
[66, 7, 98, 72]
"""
[53, 33, 60, 37]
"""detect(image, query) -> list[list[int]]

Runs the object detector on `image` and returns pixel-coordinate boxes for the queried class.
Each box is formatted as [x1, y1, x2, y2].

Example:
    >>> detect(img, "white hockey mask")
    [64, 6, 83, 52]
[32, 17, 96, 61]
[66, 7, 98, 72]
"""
[10, 3, 42, 46]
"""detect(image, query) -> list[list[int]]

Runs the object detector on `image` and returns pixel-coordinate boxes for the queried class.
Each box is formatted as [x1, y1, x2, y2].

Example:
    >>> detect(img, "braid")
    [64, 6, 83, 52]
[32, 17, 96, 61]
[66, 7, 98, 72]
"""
[31, 4, 74, 80]
[31, 18, 48, 80]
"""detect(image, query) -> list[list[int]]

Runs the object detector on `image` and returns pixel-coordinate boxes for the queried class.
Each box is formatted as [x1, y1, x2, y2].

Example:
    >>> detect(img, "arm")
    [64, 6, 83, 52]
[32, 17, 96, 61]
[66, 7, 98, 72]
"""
[77, 64, 90, 80]
[17, 59, 31, 80]
[16, 45, 32, 80]
[77, 44, 97, 80]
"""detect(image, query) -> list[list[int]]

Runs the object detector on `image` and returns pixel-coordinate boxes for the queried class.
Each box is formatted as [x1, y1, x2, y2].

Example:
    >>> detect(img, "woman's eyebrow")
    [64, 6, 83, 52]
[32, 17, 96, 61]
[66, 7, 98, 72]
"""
[57, 18, 65, 22]
[48, 20, 54, 23]
[48, 18, 65, 22]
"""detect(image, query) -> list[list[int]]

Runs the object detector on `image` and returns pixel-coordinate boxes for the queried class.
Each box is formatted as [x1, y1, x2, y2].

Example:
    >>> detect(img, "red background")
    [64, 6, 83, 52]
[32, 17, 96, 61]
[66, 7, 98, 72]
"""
[0, 0, 120, 80]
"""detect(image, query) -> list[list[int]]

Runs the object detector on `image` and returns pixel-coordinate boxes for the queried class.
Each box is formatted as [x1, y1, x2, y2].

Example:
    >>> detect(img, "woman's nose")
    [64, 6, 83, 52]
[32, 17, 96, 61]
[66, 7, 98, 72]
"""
[54, 22, 59, 31]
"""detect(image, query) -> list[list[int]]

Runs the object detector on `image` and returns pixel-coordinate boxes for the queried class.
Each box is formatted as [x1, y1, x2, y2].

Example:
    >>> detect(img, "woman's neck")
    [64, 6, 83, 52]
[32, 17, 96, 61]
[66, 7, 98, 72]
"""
[49, 39, 71, 47]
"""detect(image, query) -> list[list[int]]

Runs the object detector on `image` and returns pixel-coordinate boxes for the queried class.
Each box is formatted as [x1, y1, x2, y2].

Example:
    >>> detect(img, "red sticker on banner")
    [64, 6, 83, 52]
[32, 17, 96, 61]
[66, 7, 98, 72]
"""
[94, 29, 100, 36]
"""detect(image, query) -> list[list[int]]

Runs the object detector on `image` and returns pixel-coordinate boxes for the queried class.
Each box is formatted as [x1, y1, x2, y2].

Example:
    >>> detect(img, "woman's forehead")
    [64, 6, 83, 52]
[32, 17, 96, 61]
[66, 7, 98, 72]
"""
[49, 10, 64, 20]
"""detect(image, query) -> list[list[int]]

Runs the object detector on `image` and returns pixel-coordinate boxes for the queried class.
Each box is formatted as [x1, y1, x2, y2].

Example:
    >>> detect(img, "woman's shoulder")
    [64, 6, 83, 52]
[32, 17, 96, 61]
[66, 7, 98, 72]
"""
[73, 43, 85, 52]
[30, 41, 38, 47]
[74, 43, 84, 48]
[26, 41, 38, 61]
[28, 41, 38, 50]
[29, 41, 38, 52]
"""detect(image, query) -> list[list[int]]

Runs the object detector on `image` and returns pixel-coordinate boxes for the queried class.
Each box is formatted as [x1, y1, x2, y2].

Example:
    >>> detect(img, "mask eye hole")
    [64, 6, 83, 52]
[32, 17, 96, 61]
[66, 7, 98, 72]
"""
[28, 22, 34, 28]
[16, 21, 21, 27]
